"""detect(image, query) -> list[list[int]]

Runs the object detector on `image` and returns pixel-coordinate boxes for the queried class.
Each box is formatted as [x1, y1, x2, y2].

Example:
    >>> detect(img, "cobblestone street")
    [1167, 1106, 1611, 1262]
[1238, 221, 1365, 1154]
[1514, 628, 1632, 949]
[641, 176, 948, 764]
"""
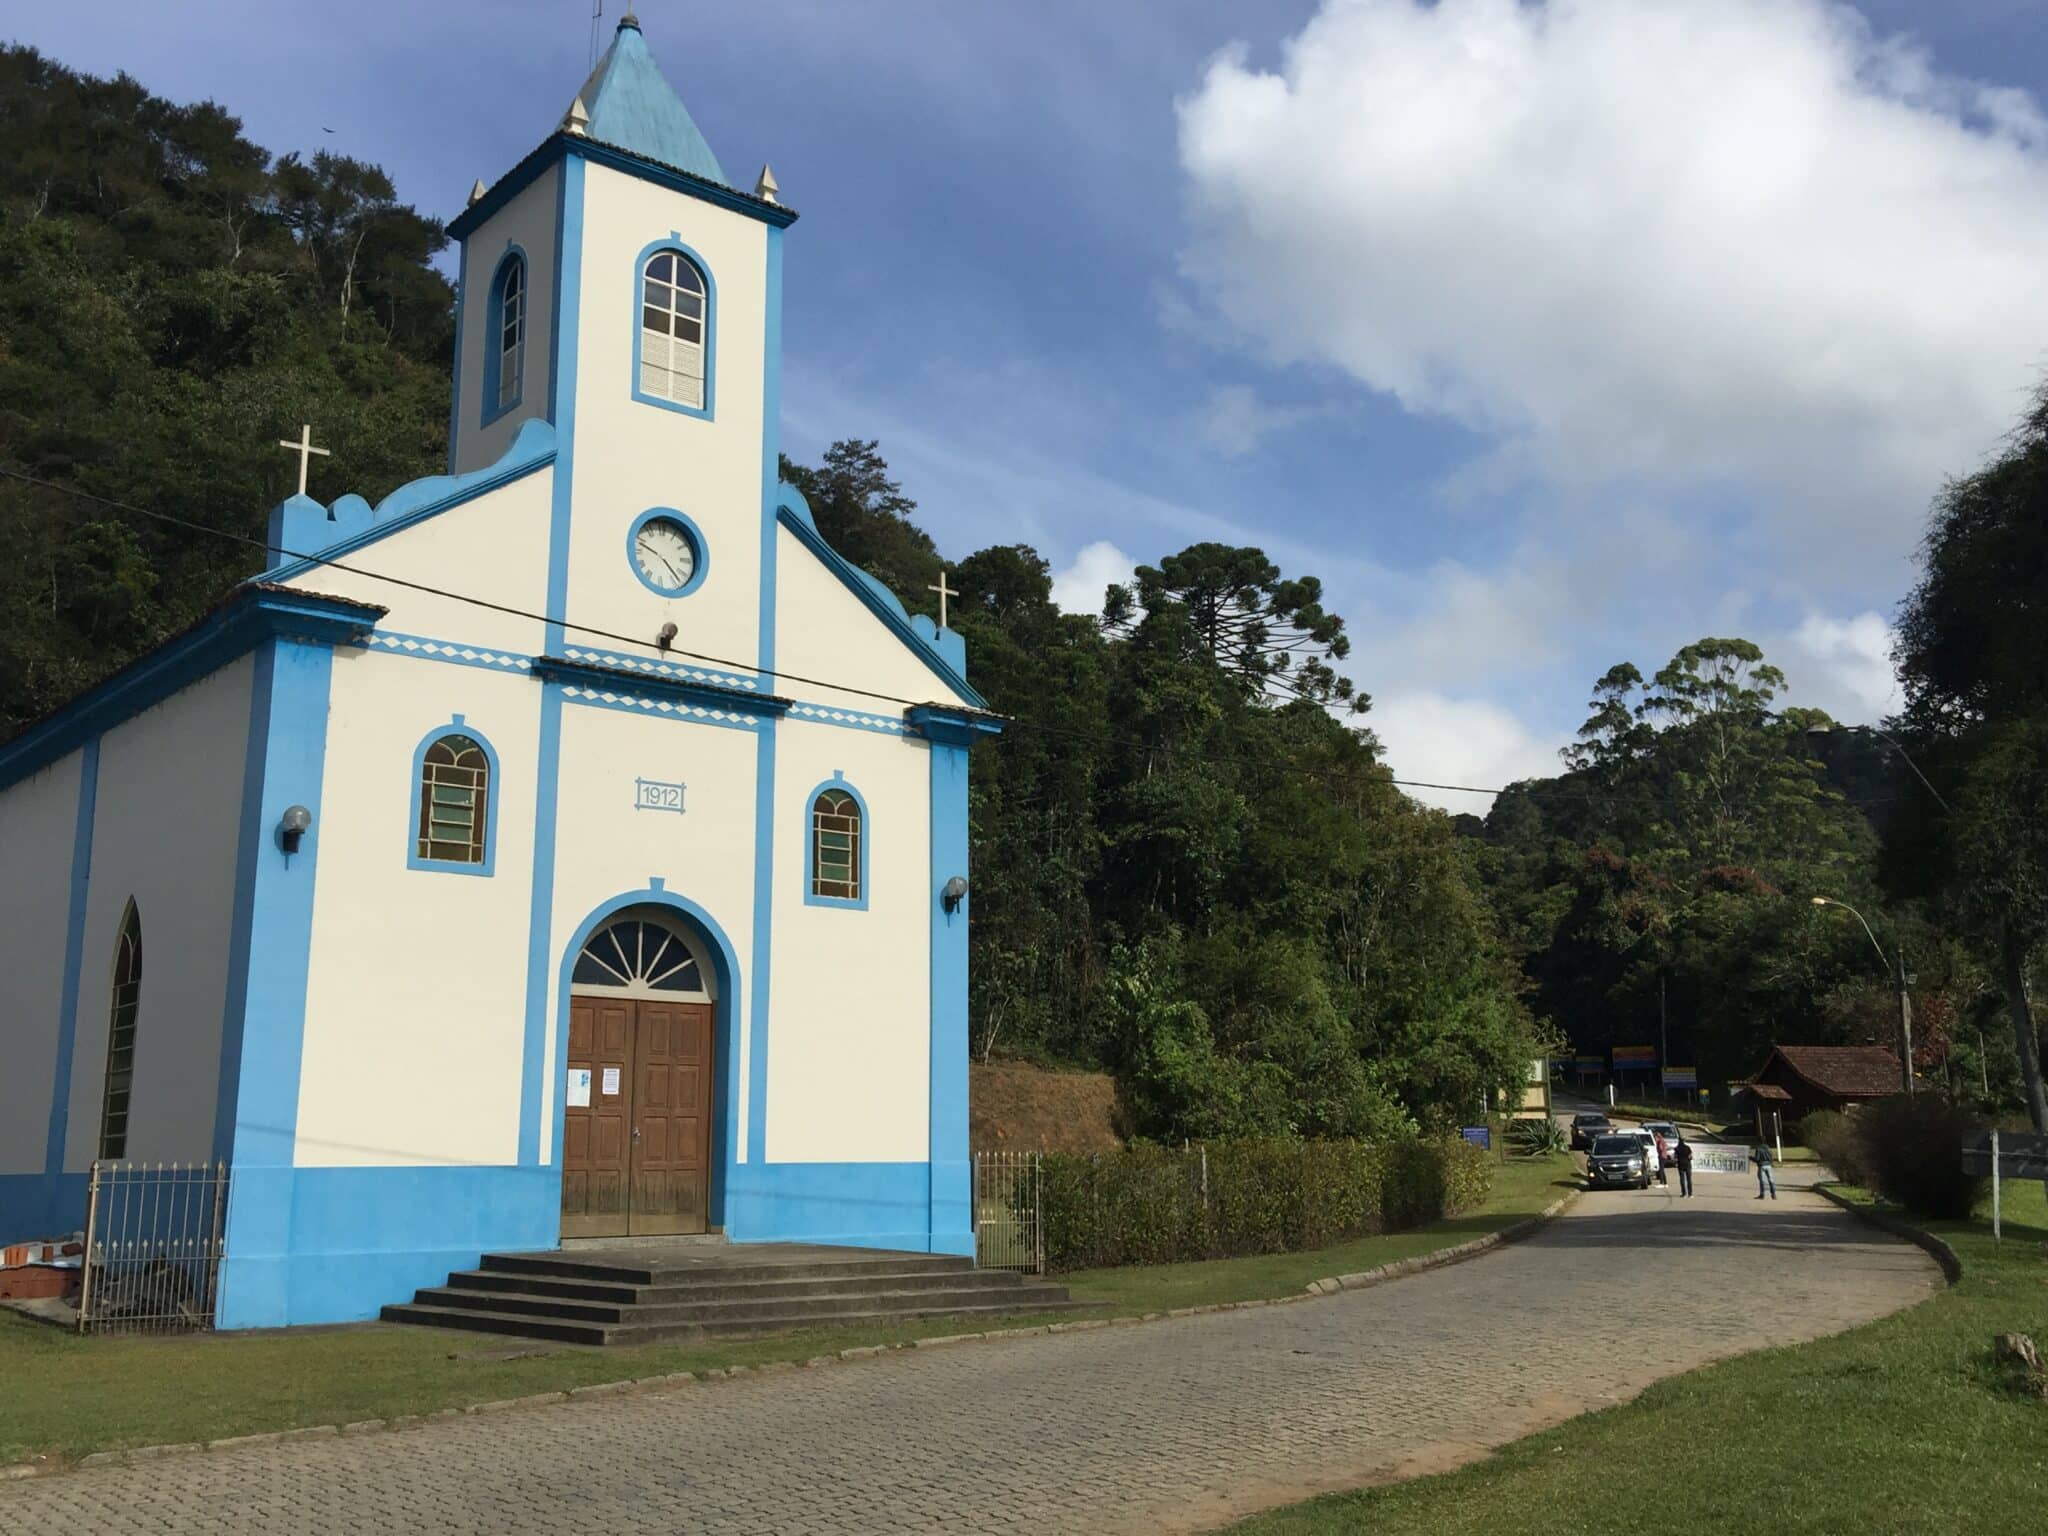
[3, 1170, 1935, 1535]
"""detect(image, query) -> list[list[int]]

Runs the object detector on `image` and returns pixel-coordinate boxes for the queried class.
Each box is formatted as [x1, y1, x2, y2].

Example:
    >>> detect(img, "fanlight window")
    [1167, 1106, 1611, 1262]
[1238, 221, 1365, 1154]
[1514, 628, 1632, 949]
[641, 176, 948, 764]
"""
[573, 917, 708, 996]
[417, 734, 490, 864]
[811, 789, 861, 902]
[495, 255, 526, 410]
[98, 901, 142, 1161]
[639, 250, 706, 409]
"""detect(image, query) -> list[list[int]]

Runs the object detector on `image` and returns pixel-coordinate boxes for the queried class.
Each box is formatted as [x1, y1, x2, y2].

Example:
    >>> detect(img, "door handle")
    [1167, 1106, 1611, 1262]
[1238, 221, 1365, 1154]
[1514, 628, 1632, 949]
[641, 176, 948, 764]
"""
[631, 1127, 641, 1141]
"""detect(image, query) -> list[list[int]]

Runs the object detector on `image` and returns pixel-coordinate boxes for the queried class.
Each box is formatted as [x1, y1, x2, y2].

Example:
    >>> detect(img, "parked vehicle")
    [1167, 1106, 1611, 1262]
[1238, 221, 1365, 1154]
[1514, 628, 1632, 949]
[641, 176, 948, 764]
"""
[1570, 1112, 1612, 1150]
[1587, 1134, 1650, 1190]
[1618, 1127, 1662, 1173]
[1642, 1120, 1679, 1144]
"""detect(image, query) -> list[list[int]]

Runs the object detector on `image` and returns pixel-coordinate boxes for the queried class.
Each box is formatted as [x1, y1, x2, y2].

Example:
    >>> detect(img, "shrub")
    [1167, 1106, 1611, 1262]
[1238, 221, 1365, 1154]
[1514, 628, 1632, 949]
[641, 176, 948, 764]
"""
[1799, 1109, 1876, 1187]
[1039, 1135, 1491, 1273]
[1860, 1094, 1986, 1220]
[1511, 1115, 1568, 1157]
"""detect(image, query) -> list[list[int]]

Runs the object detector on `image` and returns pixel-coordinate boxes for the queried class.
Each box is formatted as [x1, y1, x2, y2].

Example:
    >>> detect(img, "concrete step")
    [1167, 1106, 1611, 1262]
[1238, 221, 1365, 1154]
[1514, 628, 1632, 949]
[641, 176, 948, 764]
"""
[413, 1281, 1077, 1329]
[477, 1249, 973, 1287]
[378, 1302, 612, 1346]
[447, 1264, 1039, 1308]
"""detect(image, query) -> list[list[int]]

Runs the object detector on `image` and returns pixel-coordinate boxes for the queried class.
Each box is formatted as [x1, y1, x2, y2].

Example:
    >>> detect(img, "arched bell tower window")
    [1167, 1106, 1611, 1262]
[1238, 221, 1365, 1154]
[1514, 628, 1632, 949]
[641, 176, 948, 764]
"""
[482, 247, 527, 425]
[572, 912, 714, 999]
[408, 717, 500, 876]
[633, 240, 715, 418]
[97, 901, 142, 1161]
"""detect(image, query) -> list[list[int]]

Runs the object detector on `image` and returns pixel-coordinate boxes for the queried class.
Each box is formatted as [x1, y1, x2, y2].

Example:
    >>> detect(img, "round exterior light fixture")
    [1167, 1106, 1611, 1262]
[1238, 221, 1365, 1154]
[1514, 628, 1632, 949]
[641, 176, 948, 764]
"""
[942, 875, 969, 913]
[280, 804, 313, 855]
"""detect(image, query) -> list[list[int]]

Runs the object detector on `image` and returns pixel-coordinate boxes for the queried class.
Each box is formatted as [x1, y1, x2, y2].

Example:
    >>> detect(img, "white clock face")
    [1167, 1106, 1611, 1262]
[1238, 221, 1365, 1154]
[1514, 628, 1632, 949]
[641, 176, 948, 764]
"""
[634, 517, 697, 592]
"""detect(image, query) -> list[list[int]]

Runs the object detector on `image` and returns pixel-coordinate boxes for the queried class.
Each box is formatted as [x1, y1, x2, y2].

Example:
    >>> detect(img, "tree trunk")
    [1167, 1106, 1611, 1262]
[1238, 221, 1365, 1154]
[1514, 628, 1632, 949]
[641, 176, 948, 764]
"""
[2001, 921, 2048, 1133]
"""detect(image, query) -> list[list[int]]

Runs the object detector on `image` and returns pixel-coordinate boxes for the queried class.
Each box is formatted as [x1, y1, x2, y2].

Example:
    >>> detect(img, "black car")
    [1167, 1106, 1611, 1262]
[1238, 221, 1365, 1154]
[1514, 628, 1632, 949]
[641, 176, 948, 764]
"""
[1569, 1112, 1612, 1150]
[1587, 1133, 1650, 1190]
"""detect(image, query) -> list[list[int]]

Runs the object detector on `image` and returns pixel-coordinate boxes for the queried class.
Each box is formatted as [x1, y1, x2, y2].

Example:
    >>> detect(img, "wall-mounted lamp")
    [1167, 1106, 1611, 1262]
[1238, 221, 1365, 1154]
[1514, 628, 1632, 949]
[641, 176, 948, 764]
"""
[656, 621, 678, 653]
[279, 804, 313, 856]
[942, 875, 969, 913]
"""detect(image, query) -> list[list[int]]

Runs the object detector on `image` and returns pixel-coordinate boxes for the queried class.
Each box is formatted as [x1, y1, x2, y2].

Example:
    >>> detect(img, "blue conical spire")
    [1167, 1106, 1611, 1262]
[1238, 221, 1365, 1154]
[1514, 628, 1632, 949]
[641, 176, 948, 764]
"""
[566, 11, 728, 187]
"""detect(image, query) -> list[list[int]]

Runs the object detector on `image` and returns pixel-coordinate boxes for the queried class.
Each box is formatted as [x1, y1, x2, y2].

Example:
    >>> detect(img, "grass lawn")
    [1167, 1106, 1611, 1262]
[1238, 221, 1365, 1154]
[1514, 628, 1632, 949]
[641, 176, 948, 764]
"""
[0, 1153, 1576, 1469]
[1225, 1180, 2048, 1536]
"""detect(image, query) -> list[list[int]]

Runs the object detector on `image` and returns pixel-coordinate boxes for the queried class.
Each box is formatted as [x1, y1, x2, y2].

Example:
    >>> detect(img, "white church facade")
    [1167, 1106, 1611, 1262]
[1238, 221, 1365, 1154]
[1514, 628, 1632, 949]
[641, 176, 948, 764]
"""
[0, 14, 998, 1329]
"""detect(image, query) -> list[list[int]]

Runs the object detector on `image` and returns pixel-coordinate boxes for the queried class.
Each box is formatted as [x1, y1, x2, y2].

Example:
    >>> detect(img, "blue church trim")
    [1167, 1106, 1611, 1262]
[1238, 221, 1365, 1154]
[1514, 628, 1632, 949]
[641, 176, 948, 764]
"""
[551, 883, 745, 1219]
[479, 244, 528, 428]
[559, 642, 754, 693]
[446, 238, 467, 472]
[802, 771, 871, 911]
[626, 506, 711, 597]
[542, 156, 585, 653]
[0, 587, 383, 795]
[748, 723, 775, 1164]
[534, 655, 787, 720]
[43, 737, 100, 1180]
[775, 504, 987, 709]
[213, 636, 337, 1329]
[630, 234, 717, 422]
[516, 683, 566, 1166]
[264, 419, 557, 582]
[758, 225, 783, 691]
[451, 135, 798, 246]
[405, 715, 502, 878]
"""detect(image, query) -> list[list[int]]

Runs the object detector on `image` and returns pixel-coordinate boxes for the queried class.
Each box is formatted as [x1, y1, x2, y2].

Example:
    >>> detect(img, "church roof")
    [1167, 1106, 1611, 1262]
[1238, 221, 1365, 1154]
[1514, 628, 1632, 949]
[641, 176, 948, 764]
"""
[568, 12, 727, 187]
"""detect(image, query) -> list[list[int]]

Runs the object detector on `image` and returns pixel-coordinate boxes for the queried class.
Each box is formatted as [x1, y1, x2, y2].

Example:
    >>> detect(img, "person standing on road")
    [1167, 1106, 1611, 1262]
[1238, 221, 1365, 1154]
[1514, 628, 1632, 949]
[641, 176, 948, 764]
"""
[1674, 1135, 1694, 1198]
[1751, 1140, 1777, 1200]
[1651, 1130, 1671, 1188]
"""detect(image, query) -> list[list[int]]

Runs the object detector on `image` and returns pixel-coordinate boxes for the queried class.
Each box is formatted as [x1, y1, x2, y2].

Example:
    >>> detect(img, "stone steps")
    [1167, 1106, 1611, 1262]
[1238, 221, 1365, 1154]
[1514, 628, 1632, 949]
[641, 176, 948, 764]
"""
[381, 1244, 1096, 1346]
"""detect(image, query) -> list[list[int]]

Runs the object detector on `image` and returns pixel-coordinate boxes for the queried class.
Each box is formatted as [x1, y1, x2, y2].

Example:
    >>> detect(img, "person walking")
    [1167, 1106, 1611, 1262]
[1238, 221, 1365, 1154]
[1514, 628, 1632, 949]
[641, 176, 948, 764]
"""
[1751, 1139, 1776, 1200]
[1674, 1134, 1694, 1197]
[1651, 1130, 1671, 1188]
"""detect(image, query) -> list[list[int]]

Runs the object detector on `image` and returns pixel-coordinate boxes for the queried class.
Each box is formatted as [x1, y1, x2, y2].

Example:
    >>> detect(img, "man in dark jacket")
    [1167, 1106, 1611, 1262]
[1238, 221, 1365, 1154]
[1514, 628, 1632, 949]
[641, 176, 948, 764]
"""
[1674, 1135, 1694, 1197]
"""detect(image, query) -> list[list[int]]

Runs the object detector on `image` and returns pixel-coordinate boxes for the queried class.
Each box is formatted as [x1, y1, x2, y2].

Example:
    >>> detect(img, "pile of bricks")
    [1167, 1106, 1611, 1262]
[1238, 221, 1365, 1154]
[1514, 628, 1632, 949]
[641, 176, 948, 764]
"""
[0, 1236, 83, 1301]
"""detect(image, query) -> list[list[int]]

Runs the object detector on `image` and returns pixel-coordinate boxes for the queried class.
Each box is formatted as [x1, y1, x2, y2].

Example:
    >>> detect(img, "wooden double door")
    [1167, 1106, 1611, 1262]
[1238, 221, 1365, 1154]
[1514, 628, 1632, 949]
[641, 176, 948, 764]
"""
[561, 995, 714, 1238]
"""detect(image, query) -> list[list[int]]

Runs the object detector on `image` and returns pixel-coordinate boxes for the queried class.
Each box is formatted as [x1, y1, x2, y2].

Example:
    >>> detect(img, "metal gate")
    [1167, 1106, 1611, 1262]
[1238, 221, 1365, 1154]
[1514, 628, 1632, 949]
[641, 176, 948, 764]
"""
[77, 1160, 230, 1334]
[972, 1150, 1042, 1274]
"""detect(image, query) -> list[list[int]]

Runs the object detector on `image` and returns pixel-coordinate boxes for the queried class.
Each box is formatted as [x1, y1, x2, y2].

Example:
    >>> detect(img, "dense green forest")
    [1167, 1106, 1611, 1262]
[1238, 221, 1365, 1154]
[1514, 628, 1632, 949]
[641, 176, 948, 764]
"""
[4, 48, 2044, 1136]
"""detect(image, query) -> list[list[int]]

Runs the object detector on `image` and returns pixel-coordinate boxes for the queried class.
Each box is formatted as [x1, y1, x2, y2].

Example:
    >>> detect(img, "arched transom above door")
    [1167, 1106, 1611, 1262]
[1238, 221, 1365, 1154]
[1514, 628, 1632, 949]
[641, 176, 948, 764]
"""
[571, 908, 714, 999]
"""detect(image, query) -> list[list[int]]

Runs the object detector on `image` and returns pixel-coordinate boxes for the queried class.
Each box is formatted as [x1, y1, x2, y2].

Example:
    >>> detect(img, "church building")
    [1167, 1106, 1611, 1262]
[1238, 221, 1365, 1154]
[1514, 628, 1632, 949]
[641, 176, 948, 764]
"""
[0, 13, 998, 1329]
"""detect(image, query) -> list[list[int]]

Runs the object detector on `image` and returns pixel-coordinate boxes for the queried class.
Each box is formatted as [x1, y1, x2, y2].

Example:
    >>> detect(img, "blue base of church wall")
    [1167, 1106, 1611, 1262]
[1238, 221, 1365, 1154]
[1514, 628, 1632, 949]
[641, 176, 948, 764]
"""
[215, 1165, 559, 1329]
[212, 1160, 973, 1328]
[723, 1160, 973, 1258]
[0, 1172, 90, 1244]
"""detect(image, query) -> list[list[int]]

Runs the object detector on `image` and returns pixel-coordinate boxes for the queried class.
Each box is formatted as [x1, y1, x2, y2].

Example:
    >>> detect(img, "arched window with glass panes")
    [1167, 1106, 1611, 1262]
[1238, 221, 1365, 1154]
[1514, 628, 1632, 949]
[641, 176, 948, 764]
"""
[415, 732, 492, 869]
[572, 913, 713, 998]
[808, 785, 865, 906]
[491, 252, 526, 414]
[98, 900, 142, 1161]
[637, 248, 708, 410]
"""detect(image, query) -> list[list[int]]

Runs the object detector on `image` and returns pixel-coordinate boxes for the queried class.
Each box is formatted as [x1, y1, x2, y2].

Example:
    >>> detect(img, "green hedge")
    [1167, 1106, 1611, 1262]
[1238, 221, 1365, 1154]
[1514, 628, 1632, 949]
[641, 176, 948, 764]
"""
[1039, 1136, 1492, 1273]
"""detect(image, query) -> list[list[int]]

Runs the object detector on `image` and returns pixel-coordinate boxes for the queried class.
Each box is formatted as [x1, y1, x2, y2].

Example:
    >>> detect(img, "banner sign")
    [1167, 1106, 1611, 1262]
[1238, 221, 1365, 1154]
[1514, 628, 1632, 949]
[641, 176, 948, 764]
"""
[1573, 1056, 1605, 1075]
[1961, 1131, 2048, 1179]
[1663, 1067, 1698, 1090]
[1612, 1045, 1658, 1070]
[1460, 1126, 1492, 1150]
[1691, 1145, 1752, 1175]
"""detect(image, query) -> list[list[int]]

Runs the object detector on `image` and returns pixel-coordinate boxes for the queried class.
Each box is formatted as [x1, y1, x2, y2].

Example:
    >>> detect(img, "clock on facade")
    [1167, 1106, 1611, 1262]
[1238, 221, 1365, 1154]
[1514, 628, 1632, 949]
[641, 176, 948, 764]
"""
[630, 513, 702, 595]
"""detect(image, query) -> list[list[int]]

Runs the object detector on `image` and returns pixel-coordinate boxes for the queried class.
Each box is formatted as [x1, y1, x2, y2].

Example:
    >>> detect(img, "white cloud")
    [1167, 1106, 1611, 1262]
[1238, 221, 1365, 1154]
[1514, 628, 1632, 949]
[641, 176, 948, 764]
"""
[1370, 689, 1567, 811]
[1176, 0, 2048, 576]
[1195, 384, 1305, 456]
[1050, 540, 1139, 616]
[1785, 610, 1899, 720]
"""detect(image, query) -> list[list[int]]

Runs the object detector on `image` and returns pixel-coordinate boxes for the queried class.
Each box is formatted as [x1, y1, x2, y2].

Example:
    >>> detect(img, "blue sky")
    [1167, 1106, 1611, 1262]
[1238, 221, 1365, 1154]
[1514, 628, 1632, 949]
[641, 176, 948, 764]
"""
[18, 1, 2048, 805]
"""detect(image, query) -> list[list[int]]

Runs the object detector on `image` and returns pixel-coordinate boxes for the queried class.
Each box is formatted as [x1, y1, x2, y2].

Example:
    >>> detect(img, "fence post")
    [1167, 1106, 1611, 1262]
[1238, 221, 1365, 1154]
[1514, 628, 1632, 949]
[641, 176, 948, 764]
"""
[77, 1160, 101, 1332]
[1992, 1129, 2001, 1245]
[1034, 1153, 1043, 1276]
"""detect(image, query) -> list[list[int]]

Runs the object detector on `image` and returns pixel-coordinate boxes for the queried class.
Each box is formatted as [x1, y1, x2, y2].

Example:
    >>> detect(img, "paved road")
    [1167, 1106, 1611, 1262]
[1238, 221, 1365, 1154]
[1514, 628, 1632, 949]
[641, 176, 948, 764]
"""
[6, 1167, 1934, 1536]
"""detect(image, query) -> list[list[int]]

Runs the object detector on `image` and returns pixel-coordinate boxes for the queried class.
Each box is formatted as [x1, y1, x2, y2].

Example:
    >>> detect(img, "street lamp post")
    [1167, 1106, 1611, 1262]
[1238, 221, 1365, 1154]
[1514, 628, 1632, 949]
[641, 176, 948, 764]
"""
[1805, 722, 1955, 814]
[1812, 896, 1916, 1094]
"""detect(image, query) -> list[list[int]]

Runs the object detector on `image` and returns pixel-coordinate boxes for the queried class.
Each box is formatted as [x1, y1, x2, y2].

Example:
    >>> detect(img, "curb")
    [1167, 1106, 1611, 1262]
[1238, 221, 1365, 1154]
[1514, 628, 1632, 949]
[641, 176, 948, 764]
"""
[16, 1191, 1583, 1481]
[1811, 1185, 1963, 1286]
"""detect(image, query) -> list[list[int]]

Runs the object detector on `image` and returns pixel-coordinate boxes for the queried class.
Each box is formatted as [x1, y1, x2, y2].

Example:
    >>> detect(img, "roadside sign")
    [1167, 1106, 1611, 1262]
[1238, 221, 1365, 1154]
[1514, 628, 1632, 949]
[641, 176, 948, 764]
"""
[1460, 1126, 1492, 1150]
[1573, 1055, 1605, 1076]
[1663, 1067, 1698, 1090]
[1961, 1130, 2048, 1179]
[1613, 1045, 1657, 1070]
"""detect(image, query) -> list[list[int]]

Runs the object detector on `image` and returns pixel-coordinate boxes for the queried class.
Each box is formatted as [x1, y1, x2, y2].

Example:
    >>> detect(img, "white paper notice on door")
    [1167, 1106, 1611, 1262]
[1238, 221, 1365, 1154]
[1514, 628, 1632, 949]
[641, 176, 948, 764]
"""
[602, 1066, 622, 1097]
[566, 1068, 592, 1108]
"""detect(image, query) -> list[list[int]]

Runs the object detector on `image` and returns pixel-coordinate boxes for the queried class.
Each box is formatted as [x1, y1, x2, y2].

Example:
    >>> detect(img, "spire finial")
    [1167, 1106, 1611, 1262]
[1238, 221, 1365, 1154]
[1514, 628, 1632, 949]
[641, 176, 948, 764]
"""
[468, 178, 487, 206]
[563, 95, 591, 135]
[619, 3, 641, 30]
[754, 164, 780, 204]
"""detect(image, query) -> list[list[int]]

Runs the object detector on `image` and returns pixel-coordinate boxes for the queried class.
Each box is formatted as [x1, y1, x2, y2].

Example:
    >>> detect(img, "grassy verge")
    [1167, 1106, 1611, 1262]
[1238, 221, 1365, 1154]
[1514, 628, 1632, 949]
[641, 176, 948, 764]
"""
[0, 1153, 1576, 1469]
[1225, 1181, 2048, 1536]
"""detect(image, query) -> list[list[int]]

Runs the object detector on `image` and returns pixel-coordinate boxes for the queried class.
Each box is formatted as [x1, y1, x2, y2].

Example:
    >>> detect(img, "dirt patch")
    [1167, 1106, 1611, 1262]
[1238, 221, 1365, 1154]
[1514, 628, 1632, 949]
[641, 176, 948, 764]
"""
[971, 1062, 1124, 1153]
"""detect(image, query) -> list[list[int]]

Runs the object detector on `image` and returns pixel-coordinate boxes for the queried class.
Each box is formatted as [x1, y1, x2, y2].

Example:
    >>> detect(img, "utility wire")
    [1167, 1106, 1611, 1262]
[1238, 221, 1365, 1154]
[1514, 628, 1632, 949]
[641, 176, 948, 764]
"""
[0, 464, 1887, 813]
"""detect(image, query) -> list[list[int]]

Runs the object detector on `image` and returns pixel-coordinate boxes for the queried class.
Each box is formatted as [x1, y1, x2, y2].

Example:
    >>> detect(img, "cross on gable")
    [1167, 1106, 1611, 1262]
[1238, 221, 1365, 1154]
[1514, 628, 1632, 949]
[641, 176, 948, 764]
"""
[278, 424, 331, 497]
[928, 569, 958, 630]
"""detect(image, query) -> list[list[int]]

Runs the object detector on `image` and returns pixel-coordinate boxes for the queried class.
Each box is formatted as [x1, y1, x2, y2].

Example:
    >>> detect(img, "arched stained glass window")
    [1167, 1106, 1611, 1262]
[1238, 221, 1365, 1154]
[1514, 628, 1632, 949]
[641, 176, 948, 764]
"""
[494, 254, 526, 411]
[572, 916, 709, 997]
[810, 788, 862, 903]
[98, 901, 142, 1161]
[639, 249, 707, 409]
[417, 734, 490, 865]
